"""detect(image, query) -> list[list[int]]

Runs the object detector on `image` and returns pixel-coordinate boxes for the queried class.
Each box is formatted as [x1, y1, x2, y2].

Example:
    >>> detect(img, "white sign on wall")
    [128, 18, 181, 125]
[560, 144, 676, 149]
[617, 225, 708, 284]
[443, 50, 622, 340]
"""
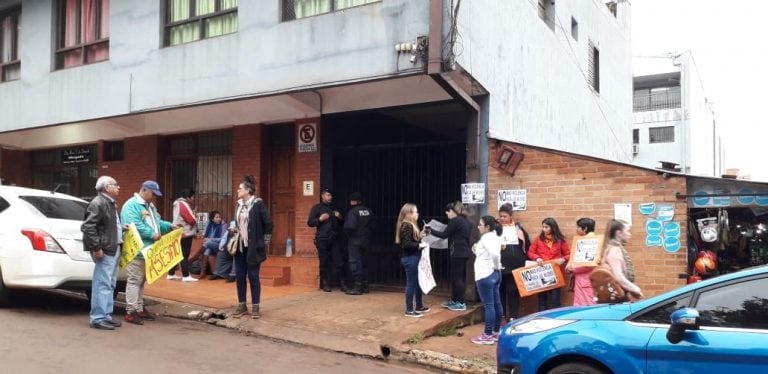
[497, 189, 527, 211]
[461, 183, 486, 204]
[298, 123, 317, 153]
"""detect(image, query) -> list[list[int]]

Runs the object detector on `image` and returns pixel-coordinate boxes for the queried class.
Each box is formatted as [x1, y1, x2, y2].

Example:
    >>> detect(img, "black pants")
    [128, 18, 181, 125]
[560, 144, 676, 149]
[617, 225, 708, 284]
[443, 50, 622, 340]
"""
[170, 236, 193, 277]
[499, 273, 521, 318]
[450, 257, 468, 304]
[234, 247, 262, 304]
[347, 237, 369, 286]
[316, 238, 347, 287]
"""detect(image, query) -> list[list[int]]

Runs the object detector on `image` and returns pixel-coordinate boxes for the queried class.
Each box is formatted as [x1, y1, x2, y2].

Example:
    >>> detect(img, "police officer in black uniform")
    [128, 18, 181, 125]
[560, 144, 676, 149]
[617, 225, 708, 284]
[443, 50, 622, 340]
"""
[343, 192, 376, 295]
[307, 188, 348, 292]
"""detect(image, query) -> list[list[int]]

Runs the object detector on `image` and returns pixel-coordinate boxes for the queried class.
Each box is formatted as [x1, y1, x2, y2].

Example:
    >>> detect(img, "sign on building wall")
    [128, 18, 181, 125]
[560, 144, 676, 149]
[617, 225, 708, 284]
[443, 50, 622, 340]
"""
[298, 123, 317, 153]
[461, 183, 485, 204]
[61, 147, 92, 164]
[497, 189, 527, 210]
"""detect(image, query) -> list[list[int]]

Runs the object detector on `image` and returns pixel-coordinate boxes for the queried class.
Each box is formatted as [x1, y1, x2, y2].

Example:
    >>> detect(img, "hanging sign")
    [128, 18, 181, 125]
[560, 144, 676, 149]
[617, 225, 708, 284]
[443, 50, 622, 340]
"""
[512, 260, 566, 297]
[614, 203, 632, 225]
[61, 147, 92, 164]
[568, 235, 603, 267]
[298, 123, 317, 153]
[497, 189, 527, 211]
[461, 183, 485, 204]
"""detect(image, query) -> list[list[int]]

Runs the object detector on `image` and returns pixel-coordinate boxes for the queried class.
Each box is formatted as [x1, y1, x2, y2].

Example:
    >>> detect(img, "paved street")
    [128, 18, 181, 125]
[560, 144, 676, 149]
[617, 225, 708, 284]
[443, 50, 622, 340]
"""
[0, 290, 433, 374]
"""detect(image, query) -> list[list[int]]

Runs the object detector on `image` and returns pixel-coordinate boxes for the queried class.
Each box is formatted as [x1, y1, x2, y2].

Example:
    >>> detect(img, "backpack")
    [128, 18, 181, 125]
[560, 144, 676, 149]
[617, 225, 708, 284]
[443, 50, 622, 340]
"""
[589, 263, 626, 304]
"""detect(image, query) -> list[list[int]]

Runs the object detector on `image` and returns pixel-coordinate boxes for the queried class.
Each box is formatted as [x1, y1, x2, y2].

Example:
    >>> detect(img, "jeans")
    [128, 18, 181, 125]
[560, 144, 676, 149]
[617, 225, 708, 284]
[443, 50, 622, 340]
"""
[203, 238, 221, 256]
[347, 237, 369, 286]
[89, 248, 120, 323]
[499, 273, 521, 318]
[169, 236, 193, 277]
[401, 255, 423, 312]
[537, 288, 562, 311]
[234, 247, 262, 304]
[450, 257, 468, 304]
[476, 271, 503, 335]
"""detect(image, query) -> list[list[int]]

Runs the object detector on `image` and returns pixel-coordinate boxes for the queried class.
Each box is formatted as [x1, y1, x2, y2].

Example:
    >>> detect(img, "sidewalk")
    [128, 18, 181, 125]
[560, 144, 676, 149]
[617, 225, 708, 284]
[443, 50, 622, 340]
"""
[144, 277, 496, 373]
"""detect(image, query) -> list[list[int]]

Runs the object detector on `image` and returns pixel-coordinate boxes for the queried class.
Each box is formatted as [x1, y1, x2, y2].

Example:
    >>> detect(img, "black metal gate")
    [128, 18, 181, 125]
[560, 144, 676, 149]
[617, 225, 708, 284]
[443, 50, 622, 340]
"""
[332, 142, 466, 293]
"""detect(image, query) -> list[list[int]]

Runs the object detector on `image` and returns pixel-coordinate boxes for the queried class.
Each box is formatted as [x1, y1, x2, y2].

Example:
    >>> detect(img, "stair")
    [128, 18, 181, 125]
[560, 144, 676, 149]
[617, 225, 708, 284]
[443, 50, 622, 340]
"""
[260, 265, 291, 286]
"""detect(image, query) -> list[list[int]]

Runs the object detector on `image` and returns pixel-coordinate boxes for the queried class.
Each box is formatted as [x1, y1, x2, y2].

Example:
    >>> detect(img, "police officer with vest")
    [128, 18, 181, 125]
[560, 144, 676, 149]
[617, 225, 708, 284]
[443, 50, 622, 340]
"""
[307, 188, 348, 292]
[343, 192, 376, 295]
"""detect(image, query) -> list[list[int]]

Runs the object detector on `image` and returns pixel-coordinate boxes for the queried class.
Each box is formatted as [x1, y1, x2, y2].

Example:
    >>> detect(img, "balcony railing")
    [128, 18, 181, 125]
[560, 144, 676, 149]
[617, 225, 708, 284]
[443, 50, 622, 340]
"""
[633, 92, 681, 112]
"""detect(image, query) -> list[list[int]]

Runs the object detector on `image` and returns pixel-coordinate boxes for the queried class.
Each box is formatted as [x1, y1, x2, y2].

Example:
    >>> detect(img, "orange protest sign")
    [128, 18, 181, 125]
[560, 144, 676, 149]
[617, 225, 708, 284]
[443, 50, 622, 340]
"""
[512, 260, 567, 297]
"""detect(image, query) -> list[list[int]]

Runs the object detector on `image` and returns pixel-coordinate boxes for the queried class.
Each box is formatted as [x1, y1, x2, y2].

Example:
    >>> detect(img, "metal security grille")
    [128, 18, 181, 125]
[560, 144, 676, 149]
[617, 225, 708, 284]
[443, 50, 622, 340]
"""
[649, 126, 675, 144]
[588, 41, 600, 93]
[332, 141, 466, 292]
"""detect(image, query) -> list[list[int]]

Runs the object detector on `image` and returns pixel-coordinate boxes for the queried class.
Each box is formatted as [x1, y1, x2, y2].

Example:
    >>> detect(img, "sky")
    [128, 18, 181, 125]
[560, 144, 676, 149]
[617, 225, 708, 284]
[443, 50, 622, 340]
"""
[631, 1, 768, 181]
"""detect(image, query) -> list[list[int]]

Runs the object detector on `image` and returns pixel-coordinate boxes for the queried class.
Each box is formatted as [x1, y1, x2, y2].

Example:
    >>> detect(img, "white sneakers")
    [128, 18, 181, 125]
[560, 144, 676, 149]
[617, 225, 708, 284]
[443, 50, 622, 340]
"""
[167, 274, 198, 282]
[182, 276, 198, 282]
[166, 274, 181, 280]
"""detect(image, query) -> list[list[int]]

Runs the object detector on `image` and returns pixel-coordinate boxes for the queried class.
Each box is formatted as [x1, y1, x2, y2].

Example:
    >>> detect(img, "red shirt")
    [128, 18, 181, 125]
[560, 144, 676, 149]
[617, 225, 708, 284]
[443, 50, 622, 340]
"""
[527, 237, 571, 262]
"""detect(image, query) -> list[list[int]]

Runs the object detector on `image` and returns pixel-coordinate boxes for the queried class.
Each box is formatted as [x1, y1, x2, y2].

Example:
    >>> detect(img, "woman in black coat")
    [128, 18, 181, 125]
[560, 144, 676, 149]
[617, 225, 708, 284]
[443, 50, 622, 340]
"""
[430, 201, 473, 311]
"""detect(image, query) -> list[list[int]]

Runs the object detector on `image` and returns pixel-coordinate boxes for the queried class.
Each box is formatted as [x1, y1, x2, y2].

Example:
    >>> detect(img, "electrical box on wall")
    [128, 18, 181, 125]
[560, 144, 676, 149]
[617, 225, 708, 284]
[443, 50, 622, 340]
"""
[491, 144, 525, 177]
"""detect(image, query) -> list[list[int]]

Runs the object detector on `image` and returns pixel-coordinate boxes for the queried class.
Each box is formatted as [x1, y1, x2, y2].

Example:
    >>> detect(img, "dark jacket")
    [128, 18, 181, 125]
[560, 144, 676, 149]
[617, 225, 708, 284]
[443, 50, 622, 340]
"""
[501, 223, 531, 272]
[344, 204, 376, 240]
[239, 199, 273, 266]
[307, 202, 340, 241]
[399, 223, 421, 257]
[430, 215, 472, 258]
[81, 193, 120, 256]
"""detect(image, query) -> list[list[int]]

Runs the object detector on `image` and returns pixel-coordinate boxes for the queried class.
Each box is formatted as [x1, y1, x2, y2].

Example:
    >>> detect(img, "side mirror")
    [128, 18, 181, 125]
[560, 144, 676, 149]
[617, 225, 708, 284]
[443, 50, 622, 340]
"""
[666, 308, 700, 344]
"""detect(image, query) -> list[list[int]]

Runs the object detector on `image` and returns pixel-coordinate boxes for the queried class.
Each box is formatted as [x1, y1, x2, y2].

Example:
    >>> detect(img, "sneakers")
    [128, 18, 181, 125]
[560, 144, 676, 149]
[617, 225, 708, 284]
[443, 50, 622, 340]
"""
[415, 306, 431, 313]
[124, 311, 144, 325]
[182, 276, 198, 282]
[491, 332, 500, 342]
[138, 309, 156, 321]
[233, 302, 248, 317]
[471, 334, 495, 345]
[448, 302, 467, 311]
[404, 311, 423, 318]
[166, 274, 181, 280]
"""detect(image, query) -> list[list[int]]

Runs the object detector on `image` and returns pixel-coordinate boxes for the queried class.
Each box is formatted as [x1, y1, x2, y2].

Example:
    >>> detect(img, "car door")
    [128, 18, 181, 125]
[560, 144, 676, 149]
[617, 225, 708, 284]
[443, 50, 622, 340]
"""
[645, 275, 768, 373]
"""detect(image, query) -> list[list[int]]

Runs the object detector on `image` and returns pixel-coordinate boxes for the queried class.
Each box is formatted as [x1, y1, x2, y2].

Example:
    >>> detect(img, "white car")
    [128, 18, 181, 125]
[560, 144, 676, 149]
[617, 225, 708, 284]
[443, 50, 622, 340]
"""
[0, 186, 123, 305]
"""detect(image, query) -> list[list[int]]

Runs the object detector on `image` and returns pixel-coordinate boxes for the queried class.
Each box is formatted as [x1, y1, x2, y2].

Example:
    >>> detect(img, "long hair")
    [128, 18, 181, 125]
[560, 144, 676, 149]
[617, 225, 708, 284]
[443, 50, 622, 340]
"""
[539, 217, 565, 242]
[445, 201, 467, 217]
[208, 210, 221, 222]
[603, 219, 628, 250]
[395, 203, 420, 244]
[576, 217, 596, 234]
[480, 215, 503, 236]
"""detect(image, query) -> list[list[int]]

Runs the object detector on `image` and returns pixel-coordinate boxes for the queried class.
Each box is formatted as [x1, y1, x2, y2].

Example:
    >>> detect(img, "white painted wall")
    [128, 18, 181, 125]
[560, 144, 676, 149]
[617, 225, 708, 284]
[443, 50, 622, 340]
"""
[0, 0, 429, 131]
[453, 0, 633, 162]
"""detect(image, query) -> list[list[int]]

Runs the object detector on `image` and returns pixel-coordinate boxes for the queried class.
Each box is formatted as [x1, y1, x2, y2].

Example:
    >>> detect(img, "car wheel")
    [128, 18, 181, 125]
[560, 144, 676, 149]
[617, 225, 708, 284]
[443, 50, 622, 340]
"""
[0, 267, 11, 307]
[547, 362, 608, 374]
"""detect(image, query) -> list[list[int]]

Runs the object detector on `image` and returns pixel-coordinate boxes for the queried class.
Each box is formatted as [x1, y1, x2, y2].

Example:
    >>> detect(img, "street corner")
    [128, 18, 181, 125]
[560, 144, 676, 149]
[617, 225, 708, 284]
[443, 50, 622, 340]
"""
[400, 323, 496, 374]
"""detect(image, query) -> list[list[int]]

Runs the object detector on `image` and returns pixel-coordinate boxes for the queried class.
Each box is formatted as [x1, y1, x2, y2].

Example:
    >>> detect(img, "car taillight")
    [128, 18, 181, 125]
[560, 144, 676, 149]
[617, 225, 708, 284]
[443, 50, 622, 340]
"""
[21, 229, 66, 254]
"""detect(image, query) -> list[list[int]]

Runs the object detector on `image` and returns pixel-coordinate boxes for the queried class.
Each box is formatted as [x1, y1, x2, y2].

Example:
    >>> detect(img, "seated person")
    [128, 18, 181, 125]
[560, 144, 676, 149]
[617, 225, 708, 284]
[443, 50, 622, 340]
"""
[209, 220, 236, 282]
[199, 211, 226, 278]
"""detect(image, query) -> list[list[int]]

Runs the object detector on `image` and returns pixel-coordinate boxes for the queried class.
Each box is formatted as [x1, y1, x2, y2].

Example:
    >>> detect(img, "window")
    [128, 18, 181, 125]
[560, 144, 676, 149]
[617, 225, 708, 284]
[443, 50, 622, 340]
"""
[570, 17, 578, 40]
[632, 295, 692, 324]
[18, 196, 88, 220]
[632, 129, 639, 144]
[649, 126, 675, 144]
[0, 197, 10, 214]
[588, 41, 600, 93]
[32, 147, 98, 200]
[102, 140, 124, 162]
[536, 0, 555, 29]
[282, 0, 380, 21]
[633, 86, 681, 112]
[56, 0, 110, 69]
[0, 7, 20, 82]
[165, 0, 238, 46]
[695, 278, 768, 330]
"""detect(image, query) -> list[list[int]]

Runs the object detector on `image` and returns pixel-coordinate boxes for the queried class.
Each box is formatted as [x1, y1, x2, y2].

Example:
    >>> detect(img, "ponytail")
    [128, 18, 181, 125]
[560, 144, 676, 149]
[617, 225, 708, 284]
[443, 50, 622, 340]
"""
[480, 215, 503, 236]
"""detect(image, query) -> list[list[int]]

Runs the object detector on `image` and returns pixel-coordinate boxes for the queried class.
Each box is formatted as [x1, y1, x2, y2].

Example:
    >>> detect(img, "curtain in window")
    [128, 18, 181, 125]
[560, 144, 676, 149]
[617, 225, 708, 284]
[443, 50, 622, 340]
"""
[196, 0, 215, 16]
[336, 0, 375, 10]
[99, 0, 109, 39]
[205, 13, 237, 38]
[169, 0, 198, 45]
[82, 0, 109, 64]
[63, 0, 79, 47]
[221, 0, 238, 10]
[1, 16, 12, 63]
[294, 0, 331, 19]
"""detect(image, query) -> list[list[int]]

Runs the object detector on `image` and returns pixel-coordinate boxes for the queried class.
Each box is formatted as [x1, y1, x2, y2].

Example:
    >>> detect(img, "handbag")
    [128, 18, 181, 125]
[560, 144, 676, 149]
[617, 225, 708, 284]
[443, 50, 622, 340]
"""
[227, 232, 241, 256]
[589, 263, 626, 303]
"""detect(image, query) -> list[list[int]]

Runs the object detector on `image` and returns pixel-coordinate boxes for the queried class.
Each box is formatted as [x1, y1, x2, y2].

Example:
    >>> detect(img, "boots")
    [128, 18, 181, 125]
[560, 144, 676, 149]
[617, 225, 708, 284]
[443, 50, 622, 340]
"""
[199, 255, 209, 279]
[252, 304, 260, 319]
[361, 282, 370, 294]
[320, 278, 331, 292]
[233, 302, 247, 317]
[345, 282, 363, 295]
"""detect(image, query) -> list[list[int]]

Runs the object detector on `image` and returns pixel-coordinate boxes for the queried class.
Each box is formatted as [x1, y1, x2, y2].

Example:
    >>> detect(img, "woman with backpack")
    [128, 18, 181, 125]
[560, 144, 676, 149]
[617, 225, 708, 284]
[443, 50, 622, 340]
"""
[527, 217, 570, 311]
[601, 219, 643, 300]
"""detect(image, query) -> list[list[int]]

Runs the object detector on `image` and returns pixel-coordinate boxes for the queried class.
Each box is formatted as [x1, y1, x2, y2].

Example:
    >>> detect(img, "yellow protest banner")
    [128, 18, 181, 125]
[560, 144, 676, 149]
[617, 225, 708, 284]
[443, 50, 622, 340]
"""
[144, 229, 183, 285]
[119, 223, 144, 270]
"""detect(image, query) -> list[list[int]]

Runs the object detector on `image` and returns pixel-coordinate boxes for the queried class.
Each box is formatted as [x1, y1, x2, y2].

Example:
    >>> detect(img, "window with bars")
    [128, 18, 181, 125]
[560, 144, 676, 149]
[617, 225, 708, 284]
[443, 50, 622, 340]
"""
[165, 0, 238, 46]
[1, 7, 20, 82]
[649, 126, 675, 144]
[282, 0, 380, 21]
[588, 41, 600, 93]
[55, 0, 110, 70]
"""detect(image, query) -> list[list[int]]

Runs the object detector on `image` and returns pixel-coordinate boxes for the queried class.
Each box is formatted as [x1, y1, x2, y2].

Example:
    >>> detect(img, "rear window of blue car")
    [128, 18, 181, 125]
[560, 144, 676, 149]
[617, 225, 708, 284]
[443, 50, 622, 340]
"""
[19, 196, 87, 220]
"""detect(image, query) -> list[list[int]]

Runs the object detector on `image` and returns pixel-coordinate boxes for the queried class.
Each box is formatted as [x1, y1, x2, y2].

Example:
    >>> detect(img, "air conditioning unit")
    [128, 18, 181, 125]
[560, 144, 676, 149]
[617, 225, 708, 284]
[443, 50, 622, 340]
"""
[632, 143, 639, 155]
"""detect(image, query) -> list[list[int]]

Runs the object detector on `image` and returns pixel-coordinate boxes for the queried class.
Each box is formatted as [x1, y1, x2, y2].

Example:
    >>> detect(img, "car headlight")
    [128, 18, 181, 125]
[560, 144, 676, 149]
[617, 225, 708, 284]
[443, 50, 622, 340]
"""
[505, 318, 576, 335]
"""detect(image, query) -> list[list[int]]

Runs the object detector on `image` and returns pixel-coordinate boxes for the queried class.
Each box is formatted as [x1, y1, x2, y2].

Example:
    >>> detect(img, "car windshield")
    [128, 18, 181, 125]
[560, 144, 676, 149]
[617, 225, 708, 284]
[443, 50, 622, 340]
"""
[19, 196, 87, 220]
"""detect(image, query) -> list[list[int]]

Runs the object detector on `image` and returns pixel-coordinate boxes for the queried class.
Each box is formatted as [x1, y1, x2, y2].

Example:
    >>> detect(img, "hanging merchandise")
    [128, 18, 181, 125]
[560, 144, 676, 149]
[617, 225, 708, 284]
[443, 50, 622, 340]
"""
[718, 209, 730, 251]
[697, 217, 719, 243]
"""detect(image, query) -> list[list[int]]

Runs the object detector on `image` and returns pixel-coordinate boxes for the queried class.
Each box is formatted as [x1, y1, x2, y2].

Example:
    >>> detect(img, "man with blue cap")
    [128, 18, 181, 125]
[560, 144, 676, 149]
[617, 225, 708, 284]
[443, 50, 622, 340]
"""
[120, 180, 175, 325]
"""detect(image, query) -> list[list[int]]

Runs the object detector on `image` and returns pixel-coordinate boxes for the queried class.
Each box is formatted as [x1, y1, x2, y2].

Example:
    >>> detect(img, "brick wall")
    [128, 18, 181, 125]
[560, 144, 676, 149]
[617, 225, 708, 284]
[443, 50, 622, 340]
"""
[292, 119, 321, 286]
[99, 135, 161, 210]
[1, 148, 31, 186]
[488, 141, 689, 306]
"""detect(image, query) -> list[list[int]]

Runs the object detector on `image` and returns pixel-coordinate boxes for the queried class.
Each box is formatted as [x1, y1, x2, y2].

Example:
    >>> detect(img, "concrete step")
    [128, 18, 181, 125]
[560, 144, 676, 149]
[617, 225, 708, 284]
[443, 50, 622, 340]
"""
[260, 265, 291, 287]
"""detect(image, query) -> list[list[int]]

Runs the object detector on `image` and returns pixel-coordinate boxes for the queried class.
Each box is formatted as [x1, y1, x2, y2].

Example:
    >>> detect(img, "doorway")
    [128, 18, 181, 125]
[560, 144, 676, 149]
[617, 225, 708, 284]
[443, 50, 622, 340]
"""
[265, 124, 296, 256]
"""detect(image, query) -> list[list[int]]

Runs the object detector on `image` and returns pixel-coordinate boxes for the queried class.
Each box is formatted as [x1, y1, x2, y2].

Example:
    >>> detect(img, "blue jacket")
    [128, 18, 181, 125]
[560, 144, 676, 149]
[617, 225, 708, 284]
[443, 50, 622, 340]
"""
[120, 193, 173, 258]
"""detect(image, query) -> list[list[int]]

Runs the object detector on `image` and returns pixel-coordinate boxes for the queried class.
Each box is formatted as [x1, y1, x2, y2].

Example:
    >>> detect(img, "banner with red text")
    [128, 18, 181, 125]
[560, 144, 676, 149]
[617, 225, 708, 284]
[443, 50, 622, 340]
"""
[143, 229, 183, 284]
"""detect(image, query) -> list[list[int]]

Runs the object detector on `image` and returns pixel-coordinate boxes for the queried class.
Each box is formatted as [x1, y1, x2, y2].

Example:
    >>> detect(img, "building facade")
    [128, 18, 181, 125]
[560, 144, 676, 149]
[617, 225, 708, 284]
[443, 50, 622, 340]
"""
[632, 52, 723, 176]
[0, 0, 662, 296]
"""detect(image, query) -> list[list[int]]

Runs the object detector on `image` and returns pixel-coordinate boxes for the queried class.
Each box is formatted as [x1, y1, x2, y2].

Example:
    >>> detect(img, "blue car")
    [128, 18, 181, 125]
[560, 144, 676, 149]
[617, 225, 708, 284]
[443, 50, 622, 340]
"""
[497, 265, 768, 374]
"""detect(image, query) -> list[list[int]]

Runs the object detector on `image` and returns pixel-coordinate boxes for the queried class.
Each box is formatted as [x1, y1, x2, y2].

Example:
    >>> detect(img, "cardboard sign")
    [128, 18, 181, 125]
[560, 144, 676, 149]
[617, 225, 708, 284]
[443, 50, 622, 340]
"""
[512, 260, 566, 297]
[568, 235, 603, 267]
[119, 223, 144, 270]
[144, 229, 183, 284]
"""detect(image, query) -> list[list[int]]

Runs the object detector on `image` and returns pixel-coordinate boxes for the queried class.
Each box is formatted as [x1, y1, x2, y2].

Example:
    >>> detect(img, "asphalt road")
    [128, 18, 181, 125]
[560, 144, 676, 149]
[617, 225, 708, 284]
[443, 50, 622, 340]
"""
[0, 290, 433, 374]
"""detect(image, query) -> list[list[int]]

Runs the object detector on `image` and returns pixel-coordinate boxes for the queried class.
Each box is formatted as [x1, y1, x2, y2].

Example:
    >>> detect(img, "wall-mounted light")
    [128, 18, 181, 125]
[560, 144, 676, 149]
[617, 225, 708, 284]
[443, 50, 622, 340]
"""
[491, 144, 524, 177]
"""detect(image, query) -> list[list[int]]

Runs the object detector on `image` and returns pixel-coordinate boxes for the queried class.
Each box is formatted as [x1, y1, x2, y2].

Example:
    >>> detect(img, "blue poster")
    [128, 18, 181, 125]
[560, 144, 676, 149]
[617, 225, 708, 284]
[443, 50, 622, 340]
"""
[757, 192, 768, 207]
[646, 220, 662, 236]
[639, 203, 656, 215]
[737, 189, 755, 206]
[692, 191, 710, 207]
[663, 236, 681, 253]
[664, 222, 681, 238]
[646, 235, 663, 247]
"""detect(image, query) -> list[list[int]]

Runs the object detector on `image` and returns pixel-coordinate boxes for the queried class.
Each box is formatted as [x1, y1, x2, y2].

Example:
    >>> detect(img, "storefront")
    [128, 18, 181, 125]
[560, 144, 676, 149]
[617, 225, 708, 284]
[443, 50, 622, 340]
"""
[683, 177, 768, 280]
[31, 145, 98, 200]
